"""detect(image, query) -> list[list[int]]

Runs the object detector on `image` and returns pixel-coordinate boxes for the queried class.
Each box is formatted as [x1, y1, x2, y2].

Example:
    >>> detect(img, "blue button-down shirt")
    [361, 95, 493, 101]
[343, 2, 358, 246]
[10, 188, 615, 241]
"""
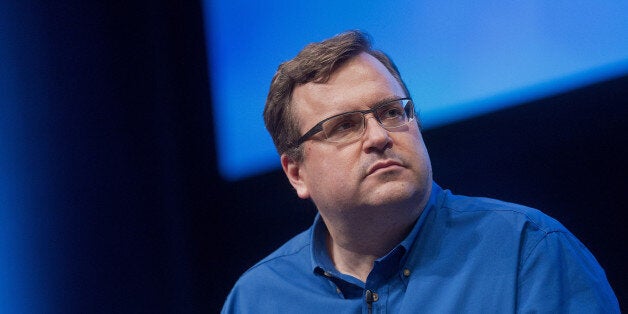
[222, 183, 619, 313]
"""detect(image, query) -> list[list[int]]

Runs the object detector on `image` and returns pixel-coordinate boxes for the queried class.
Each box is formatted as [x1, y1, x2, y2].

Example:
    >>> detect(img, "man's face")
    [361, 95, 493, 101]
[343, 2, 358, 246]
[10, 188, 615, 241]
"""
[282, 52, 432, 220]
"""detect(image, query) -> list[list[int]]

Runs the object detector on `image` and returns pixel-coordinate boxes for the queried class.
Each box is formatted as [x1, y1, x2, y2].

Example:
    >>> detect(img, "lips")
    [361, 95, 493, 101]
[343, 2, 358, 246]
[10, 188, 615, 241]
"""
[367, 159, 403, 176]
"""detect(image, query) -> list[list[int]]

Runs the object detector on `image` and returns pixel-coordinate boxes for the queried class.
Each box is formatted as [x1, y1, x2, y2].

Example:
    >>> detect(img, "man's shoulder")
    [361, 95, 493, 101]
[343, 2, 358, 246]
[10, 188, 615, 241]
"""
[222, 227, 314, 313]
[440, 190, 567, 234]
[254, 228, 312, 267]
[235, 227, 312, 286]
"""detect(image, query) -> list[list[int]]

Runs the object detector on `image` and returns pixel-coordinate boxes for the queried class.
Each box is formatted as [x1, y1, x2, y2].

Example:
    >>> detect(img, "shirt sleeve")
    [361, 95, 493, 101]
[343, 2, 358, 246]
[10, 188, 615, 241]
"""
[220, 288, 237, 314]
[516, 230, 619, 313]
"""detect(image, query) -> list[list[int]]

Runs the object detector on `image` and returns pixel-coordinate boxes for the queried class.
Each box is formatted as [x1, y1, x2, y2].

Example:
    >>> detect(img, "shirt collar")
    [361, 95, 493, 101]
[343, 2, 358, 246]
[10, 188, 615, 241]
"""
[310, 214, 334, 272]
[398, 181, 442, 257]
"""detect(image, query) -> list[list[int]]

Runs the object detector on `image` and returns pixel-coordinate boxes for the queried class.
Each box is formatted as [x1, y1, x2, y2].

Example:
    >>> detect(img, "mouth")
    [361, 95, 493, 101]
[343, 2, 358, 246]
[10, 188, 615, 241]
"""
[367, 159, 404, 176]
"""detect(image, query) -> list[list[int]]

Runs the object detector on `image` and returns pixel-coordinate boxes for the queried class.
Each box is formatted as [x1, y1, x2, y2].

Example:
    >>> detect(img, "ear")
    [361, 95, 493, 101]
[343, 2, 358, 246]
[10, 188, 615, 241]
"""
[281, 153, 310, 199]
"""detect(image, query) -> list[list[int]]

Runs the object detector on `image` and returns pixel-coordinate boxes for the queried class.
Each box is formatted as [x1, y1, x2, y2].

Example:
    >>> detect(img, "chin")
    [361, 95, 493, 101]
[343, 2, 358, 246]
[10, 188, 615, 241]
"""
[368, 180, 422, 206]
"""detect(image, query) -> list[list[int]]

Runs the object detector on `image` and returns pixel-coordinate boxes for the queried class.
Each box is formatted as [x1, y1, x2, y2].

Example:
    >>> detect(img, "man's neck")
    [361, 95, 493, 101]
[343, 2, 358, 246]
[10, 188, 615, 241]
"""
[323, 209, 419, 282]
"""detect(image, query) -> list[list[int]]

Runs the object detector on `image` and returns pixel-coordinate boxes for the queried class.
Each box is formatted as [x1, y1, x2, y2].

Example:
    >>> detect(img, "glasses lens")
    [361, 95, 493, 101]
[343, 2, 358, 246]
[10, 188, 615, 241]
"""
[311, 99, 414, 145]
[321, 112, 364, 143]
[376, 99, 413, 128]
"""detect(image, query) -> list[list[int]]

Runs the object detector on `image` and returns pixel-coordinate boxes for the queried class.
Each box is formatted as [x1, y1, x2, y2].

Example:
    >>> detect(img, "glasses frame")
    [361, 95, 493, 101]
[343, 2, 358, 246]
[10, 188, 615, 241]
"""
[292, 97, 415, 147]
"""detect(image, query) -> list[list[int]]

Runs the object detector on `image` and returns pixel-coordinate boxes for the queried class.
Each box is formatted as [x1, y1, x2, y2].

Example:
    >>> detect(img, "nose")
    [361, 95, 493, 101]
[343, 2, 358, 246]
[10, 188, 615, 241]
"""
[361, 115, 391, 152]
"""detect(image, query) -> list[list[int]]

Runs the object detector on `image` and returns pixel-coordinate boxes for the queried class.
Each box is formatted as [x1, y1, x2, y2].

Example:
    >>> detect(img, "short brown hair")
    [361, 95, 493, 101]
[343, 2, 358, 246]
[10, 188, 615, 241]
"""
[263, 30, 411, 161]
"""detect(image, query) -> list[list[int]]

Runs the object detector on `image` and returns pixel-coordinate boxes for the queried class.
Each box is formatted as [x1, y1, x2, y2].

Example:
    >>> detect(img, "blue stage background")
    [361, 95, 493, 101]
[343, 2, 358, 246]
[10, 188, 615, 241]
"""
[204, 0, 628, 180]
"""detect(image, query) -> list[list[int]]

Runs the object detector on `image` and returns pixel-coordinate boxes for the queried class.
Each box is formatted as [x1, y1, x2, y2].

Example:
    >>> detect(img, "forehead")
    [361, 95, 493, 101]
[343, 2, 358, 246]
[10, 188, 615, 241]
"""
[292, 52, 405, 130]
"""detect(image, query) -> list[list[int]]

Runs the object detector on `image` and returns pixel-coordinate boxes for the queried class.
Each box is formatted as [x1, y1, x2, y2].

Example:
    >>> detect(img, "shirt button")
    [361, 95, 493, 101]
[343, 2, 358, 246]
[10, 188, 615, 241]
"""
[372, 292, 379, 302]
[323, 271, 332, 277]
[403, 269, 411, 277]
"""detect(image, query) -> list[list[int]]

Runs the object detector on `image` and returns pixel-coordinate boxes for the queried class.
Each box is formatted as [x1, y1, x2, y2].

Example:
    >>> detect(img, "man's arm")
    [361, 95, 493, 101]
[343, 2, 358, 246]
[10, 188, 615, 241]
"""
[517, 230, 619, 313]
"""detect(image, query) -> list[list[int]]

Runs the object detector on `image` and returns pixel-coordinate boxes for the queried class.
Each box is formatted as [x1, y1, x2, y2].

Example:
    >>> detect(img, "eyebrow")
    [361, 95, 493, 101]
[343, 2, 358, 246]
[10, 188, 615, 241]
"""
[323, 95, 407, 119]
[329, 95, 406, 117]
[367, 95, 407, 109]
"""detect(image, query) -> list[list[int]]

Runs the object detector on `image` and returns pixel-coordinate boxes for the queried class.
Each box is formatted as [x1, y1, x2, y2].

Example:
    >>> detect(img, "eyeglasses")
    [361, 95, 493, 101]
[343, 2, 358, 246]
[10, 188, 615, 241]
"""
[293, 98, 415, 147]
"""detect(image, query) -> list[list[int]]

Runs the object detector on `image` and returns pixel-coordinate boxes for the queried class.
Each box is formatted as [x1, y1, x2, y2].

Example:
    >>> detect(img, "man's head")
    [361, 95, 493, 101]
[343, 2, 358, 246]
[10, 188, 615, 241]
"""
[264, 30, 432, 224]
[264, 30, 411, 162]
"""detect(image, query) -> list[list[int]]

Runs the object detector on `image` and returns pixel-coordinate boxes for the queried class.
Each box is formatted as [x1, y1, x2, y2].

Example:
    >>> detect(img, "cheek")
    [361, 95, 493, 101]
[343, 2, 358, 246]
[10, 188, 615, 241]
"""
[304, 148, 357, 184]
[317, 155, 352, 179]
[411, 136, 432, 176]
[396, 131, 431, 169]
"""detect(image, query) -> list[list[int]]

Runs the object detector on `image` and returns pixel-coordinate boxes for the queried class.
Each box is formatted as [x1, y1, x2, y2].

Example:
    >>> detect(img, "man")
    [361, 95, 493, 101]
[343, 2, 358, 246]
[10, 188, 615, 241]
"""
[222, 30, 619, 313]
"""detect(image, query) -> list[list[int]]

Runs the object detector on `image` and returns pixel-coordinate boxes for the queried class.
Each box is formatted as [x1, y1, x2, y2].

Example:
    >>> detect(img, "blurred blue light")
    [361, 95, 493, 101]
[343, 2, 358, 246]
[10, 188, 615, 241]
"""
[203, 1, 628, 181]
[1, 4, 50, 311]
[0, 82, 46, 314]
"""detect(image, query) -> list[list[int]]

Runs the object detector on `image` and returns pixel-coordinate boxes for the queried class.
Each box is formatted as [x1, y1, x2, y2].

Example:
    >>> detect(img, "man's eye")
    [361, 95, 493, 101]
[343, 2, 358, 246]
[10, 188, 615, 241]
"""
[332, 120, 358, 132]
[326, 116, 361, 135]
[386, 109, 402, 117]
[381, 106, 404, 119]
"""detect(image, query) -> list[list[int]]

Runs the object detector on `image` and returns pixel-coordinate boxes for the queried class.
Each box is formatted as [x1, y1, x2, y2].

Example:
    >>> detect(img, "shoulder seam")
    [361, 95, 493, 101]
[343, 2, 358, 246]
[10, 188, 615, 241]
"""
[246, 242, 311, 272]
[442, 200, 558, 234]
[518, 230, 569, 276]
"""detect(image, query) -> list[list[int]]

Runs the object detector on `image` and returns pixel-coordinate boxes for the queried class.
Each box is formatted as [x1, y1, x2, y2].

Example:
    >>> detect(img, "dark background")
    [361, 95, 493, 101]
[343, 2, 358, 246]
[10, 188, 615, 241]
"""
[2, 1, 626, 313]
